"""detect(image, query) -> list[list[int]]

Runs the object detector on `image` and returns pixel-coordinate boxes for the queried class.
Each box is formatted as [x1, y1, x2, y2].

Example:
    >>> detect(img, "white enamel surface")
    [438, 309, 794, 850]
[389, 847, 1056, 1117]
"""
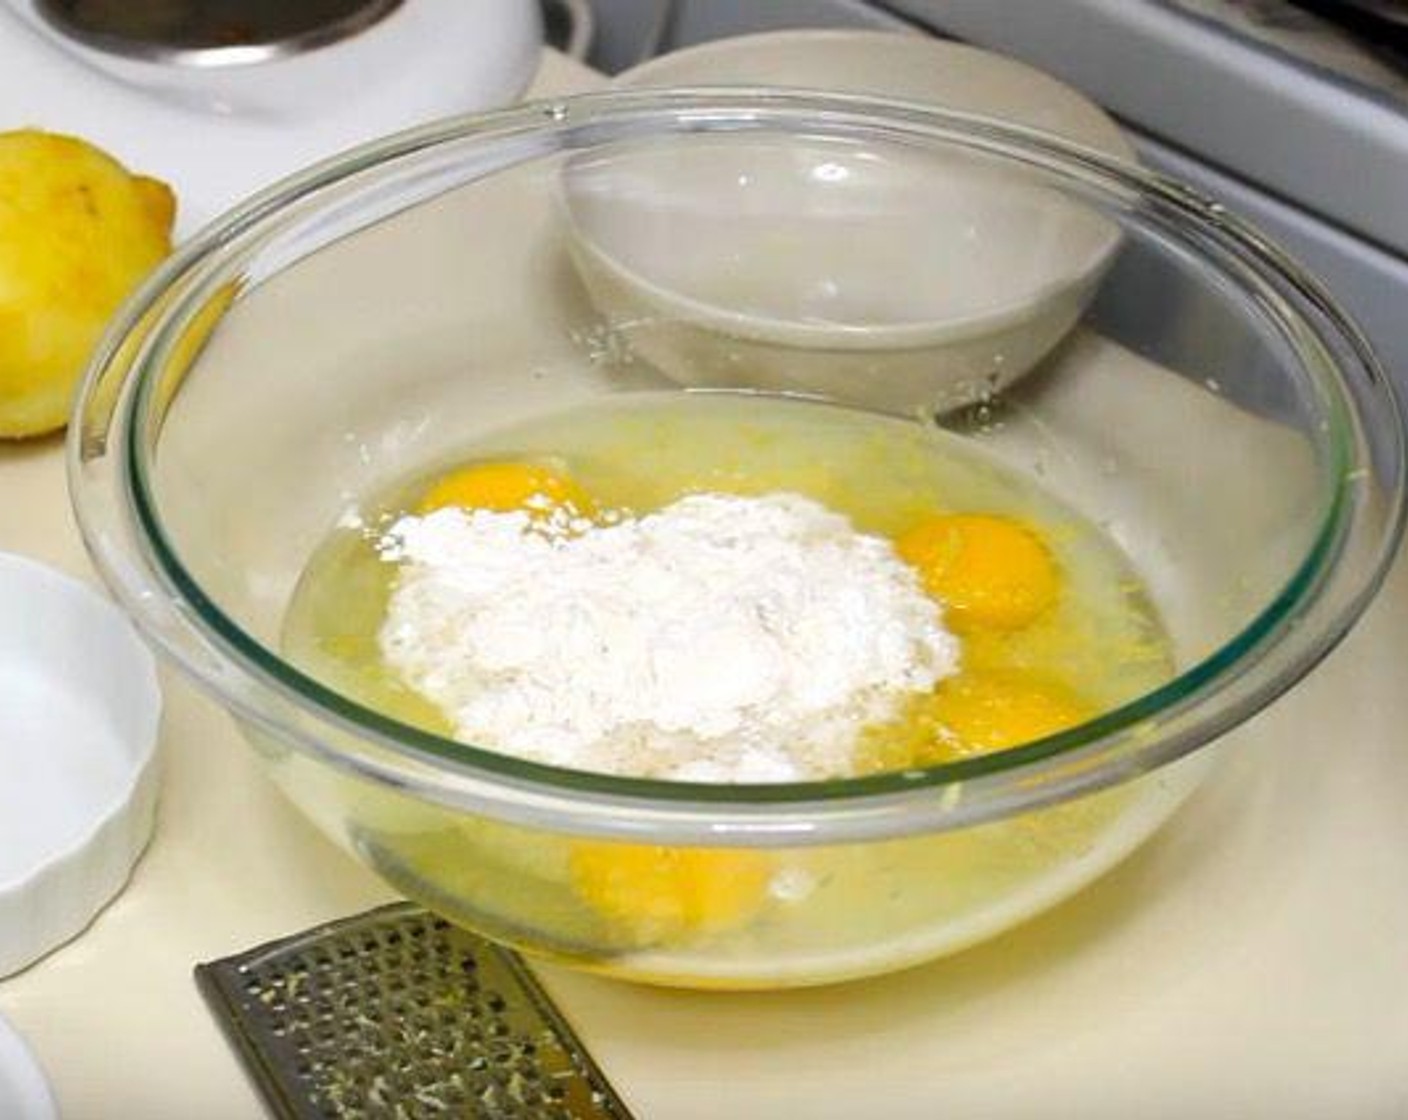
[0, 553, 161, 979]
[0, 0, 540, 234]
[0, 1014, 55, 1120]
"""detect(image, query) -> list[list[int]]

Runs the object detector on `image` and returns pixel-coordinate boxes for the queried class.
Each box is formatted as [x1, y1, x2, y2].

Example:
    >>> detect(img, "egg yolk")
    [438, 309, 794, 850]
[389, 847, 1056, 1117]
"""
[569, 842, 772, 947]
[861, 669, 1090, 772]
[930, 670, 1090, 756]
[417, 461, 591, 517]
[895, 512, 1060, 632]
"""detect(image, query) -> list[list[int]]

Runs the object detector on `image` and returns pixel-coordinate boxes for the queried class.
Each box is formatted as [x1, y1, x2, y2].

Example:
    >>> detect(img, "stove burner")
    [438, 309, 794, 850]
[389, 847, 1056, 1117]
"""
[35, 0, 402, 64]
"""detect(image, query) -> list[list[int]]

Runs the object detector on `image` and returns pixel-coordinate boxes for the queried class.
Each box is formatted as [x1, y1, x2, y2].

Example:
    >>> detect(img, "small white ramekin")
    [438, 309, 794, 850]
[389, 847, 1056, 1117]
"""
[0, 552, 161, 978]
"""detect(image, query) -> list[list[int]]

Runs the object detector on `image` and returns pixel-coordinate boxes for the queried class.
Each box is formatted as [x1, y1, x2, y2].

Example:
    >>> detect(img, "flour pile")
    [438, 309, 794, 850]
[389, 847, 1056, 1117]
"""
[378, 492, 959, 782]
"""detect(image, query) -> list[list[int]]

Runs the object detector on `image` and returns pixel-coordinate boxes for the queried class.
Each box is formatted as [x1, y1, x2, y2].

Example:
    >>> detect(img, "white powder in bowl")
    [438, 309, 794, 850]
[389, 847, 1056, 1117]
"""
[378, 492, 958, 782]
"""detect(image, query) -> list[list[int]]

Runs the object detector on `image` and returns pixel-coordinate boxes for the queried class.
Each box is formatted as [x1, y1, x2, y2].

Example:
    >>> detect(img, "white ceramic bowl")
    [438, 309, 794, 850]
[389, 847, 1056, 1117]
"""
[0, 1013, 54, 1120]
[561, 31, 1136, 413]
[0, 553, 161, 978]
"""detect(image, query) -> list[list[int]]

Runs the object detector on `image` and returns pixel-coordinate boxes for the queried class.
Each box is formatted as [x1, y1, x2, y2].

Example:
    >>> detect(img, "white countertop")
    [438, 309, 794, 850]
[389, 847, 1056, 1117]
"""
[1, 47, 1407, 1120]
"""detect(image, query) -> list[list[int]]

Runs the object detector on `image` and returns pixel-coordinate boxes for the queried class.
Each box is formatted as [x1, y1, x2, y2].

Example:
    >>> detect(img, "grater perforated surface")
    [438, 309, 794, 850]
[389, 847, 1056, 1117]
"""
[196, 902, 633, 1120]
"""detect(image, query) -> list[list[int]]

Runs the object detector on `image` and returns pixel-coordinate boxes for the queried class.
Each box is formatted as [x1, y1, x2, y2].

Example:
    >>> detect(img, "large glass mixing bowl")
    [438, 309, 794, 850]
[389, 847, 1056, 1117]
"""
[70, 91, 1405, 988]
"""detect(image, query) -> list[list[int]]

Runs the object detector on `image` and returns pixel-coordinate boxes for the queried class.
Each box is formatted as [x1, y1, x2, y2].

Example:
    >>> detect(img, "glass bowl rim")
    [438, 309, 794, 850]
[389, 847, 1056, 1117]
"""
[74, 87, 1404, 838]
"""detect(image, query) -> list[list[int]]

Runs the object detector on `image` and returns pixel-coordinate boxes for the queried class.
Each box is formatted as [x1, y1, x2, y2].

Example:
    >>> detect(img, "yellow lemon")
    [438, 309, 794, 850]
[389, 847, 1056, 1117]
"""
[896, 512, 1060, 632]
[569, 841, 772, 947]
[416, 460, 592, 517]
[0, 130, 175, 437]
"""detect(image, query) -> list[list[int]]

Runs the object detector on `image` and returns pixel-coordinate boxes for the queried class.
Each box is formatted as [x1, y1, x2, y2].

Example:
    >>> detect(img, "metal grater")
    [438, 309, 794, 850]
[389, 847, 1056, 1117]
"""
[196, 903, 634, 1119]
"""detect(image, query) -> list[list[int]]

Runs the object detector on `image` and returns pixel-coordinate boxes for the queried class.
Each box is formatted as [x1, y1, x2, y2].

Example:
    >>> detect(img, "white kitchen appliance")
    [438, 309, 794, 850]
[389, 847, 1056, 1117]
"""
[0, 0, 543, 233]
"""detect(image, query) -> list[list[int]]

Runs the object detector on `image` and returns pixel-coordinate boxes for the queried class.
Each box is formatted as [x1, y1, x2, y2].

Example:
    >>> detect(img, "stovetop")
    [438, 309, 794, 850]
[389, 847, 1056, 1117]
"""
[1167, 0, 1408, 104]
